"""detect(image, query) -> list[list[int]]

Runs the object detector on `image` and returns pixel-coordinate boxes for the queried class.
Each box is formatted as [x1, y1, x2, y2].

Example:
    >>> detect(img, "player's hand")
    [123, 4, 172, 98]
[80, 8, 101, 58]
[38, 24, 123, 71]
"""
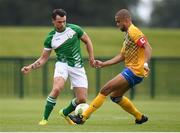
[21, 66, 32, 74]
[94, 60, 104, 68]
[144, 63, 150, 71]
[144, 63, 150, 77]
[89, 57, 95, 67]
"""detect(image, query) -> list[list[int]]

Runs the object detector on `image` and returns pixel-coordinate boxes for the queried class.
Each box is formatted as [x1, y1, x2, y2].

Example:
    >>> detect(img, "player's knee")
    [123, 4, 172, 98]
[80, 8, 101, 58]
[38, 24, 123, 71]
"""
[52, 87, 60, 95]
[76, 97, 86, 104]
[110, 96, 122, 103]
[100, 87, 112, 96]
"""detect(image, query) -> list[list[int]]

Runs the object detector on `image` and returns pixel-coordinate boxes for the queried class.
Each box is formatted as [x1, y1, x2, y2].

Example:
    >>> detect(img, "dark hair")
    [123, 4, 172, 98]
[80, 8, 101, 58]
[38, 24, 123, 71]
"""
[52, 9, 67, 19]
[115, 9, 131, 20]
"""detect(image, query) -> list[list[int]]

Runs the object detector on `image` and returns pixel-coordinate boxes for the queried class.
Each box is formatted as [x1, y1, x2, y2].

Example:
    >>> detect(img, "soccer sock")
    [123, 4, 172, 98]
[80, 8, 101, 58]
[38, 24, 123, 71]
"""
[43, 96, 56, 120]
[118, 96, 142, 120]
[62, 98, 77, 116]
[82, 93, 106, 120]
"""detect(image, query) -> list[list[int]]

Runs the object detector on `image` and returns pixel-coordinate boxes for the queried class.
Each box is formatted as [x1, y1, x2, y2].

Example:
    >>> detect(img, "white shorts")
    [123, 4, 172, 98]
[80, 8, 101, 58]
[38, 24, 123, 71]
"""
[54, 62, 88, 89]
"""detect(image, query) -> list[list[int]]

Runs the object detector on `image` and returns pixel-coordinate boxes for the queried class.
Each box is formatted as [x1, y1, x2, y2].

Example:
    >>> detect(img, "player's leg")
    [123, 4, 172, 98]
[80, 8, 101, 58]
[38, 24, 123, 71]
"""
[60, 66, 88, 124]
[39, 77, 65, 125]
[69, 73, 129, 124]
[111, 90, 148, 124]
[39, 62, 68, 125]
[82, 74, 129, 119]
[110, 68, 148, 124]
[62, 66, 88, 115]
[74, 87, 87, 104]
[60, 87, 87, 117]
[110, 90, 143, 121]
[59, 88, 87, 125]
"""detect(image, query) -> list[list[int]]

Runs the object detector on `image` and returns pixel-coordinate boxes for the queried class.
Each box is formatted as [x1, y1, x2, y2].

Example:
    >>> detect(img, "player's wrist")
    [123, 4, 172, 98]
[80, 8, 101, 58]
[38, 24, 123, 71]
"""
[144, 62, 148, 68]
[102, 61, 108, 67]
[89, 56, 94, 62]
[29, 64, 34, 70]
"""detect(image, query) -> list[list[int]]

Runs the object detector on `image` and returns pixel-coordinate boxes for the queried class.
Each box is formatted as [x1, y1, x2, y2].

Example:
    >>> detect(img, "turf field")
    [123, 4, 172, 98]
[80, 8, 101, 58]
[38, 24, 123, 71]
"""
[0, 98, 180, 132]
[0, 27, 180, 57]
[0, 27, 180, 132]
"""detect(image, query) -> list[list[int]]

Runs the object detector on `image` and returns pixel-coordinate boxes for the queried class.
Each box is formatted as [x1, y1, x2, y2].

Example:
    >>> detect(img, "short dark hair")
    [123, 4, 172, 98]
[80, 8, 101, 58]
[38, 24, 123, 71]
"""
[52, 9, 67, 19]
[115, 9, 131, 20]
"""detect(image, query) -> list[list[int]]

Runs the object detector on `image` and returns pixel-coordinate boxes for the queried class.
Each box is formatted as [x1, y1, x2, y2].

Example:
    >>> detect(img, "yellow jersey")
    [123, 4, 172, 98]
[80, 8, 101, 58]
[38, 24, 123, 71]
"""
[121, 24, 148, 77]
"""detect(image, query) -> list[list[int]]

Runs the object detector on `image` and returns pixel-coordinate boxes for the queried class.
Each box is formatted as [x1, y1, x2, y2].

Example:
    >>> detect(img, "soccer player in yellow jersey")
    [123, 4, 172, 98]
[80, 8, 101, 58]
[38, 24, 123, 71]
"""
[69, 9, 152, 124]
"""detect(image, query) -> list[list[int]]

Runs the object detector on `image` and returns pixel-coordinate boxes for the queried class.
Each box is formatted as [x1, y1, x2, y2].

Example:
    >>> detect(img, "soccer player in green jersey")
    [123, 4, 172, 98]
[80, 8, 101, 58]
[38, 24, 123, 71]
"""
[21, 9, 95, 125]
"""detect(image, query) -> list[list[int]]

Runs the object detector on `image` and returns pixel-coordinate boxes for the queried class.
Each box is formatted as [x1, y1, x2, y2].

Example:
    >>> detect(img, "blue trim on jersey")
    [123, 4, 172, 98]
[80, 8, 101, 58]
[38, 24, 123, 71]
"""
[121, 68, 143, 87]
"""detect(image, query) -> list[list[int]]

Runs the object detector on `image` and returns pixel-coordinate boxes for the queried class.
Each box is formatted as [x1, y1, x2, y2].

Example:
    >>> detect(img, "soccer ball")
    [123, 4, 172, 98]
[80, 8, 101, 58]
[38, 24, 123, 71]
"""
[75, 103, 89, 115]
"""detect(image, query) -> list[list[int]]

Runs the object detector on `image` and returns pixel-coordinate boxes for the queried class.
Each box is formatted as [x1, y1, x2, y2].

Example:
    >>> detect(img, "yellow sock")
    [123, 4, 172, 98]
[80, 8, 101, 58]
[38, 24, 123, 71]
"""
[118, 96, 142, 120]
[82, 93, 106, 120]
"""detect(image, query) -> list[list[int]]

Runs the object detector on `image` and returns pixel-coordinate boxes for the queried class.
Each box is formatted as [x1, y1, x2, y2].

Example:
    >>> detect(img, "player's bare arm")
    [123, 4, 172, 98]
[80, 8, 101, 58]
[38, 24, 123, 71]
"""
[21, 50, 51, 74]
[143, 41, 152, 71]
[80, 33, 95, 67]
[95, 53, 125, 68]
[136, 35, 152, 71]
[144, 42, 152, 63]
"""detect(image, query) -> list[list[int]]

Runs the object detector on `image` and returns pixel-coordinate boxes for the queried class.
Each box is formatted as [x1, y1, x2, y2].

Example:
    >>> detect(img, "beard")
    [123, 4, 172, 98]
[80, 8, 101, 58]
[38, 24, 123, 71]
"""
[56, 25, 65, 32]
[120, 26, 127, 32]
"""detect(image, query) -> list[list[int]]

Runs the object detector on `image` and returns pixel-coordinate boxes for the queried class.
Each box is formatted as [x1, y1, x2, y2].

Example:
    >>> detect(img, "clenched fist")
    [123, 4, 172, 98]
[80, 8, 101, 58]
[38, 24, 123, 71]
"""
[21, 66, 32, 74]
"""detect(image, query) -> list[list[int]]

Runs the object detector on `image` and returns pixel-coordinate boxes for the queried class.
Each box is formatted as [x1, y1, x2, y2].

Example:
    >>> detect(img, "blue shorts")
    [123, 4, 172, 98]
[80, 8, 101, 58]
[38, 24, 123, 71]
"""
[121, 68, 143, 87]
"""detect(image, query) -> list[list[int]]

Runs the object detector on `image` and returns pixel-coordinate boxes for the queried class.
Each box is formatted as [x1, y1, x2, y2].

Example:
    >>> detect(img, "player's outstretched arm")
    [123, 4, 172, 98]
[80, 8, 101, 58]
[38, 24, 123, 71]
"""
[80, 33, 95, 67]
[21, 49, 51, 74]
[144, 42, 152, 64]
[143, 42, 152, 71]
[94, 53, 125, 68]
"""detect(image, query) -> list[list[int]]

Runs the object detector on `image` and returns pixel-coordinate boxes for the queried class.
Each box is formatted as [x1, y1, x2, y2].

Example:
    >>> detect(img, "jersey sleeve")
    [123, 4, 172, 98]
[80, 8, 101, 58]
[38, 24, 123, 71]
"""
[43, 30, 55, 50]
[44, 37, 52, 50]
[69, 24, 84, 38]
[128, 25, 147, 47]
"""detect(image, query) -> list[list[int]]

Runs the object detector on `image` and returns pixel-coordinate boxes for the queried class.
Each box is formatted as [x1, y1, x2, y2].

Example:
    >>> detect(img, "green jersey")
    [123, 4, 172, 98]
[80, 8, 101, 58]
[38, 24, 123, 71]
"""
[44, 23, 84, 67]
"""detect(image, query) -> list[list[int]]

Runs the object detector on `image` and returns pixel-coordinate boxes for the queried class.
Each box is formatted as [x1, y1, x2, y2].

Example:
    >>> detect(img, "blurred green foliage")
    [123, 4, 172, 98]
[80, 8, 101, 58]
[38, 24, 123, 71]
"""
[0, 0, 139, 26]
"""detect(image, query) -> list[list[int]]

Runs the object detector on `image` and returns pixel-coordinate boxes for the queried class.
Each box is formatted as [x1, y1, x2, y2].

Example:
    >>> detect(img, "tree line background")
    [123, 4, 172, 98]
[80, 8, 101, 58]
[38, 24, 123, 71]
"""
[0, 0, 180, 27]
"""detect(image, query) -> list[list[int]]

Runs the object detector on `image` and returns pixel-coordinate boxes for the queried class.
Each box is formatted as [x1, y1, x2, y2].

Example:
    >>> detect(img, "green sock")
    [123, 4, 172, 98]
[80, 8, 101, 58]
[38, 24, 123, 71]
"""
[63, 98, 77, 116]
[43, 96, 56, 120]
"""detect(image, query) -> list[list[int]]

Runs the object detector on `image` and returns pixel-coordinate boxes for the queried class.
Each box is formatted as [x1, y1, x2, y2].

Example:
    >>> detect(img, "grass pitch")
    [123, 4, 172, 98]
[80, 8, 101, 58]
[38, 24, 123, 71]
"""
[0, 27, 180, 57]
[0, 98, 180, 132]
